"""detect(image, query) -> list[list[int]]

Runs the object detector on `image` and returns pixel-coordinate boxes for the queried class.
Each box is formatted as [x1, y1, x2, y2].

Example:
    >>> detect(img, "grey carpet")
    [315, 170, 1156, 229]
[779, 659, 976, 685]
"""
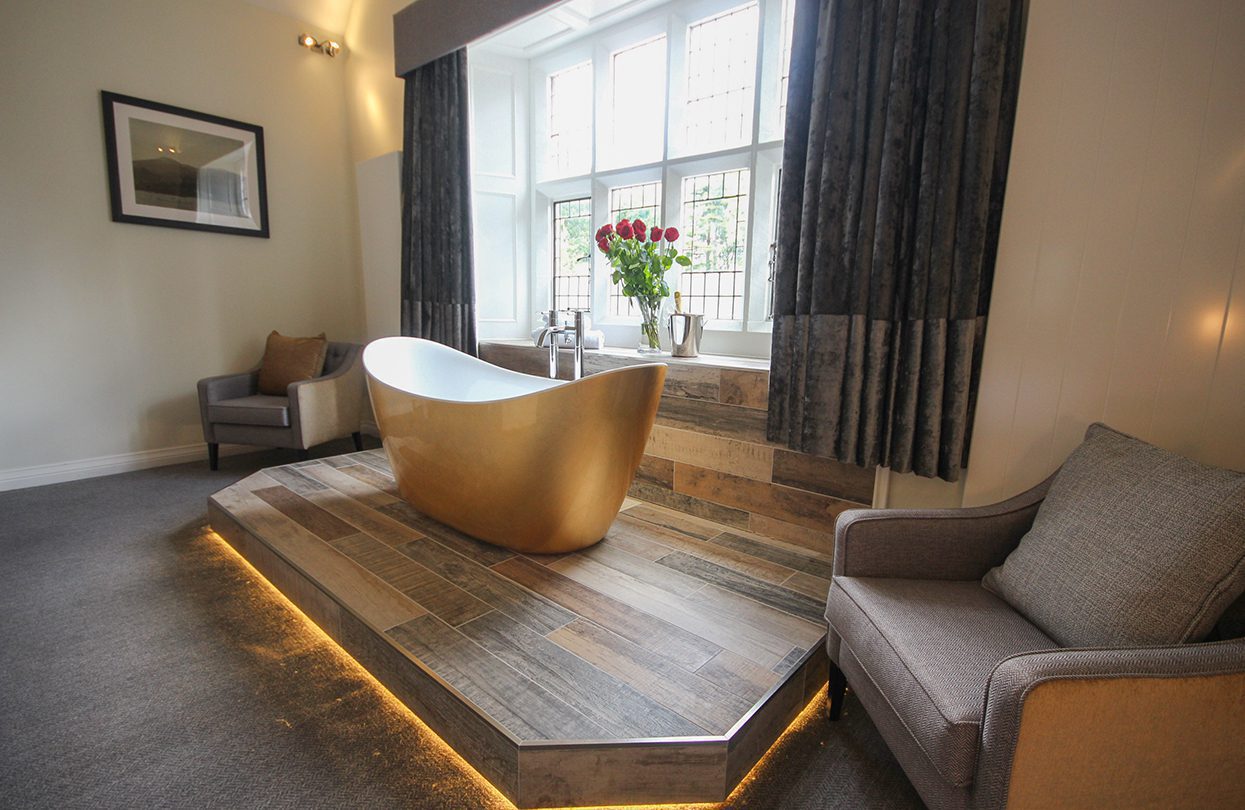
[0, 440, 922, 809]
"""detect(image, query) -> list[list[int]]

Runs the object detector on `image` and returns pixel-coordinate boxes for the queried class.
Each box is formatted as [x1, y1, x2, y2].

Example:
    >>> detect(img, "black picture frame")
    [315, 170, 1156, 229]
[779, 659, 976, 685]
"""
[101, 91, 269, 238]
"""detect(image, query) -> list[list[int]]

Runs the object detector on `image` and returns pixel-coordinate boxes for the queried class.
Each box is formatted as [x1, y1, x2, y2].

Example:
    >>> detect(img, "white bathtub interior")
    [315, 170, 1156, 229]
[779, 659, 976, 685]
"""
[363, 337, 565, 403]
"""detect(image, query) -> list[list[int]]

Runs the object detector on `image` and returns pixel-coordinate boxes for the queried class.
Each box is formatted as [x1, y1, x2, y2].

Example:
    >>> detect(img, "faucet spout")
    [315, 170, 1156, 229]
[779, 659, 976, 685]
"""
[540, 309, 563, 378]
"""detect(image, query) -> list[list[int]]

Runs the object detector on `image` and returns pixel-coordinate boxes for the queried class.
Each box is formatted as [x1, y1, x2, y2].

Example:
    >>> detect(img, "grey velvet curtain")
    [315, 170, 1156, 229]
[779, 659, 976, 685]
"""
[768, 0, 1027, 481]
[400, 49, 477, 354]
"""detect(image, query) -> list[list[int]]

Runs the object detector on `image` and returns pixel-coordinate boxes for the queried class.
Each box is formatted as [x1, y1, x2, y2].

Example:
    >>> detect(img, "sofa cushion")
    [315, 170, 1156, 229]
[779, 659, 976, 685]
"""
[208, 395, 290, 428]
[257, 331, 327, 395]
[983, 423, 1245, 648]
[827, 577, 1055, 787]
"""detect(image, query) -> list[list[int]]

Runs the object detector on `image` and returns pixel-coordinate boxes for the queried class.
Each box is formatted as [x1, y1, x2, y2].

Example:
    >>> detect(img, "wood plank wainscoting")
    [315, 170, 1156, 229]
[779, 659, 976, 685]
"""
[209, 451, 832, 807]
[478, 341, 876, 553]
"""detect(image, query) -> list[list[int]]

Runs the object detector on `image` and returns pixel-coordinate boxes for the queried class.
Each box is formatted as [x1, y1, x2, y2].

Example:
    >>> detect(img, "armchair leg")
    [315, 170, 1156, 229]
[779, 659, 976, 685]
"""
[297, 449, 310, 461]
[828, 662, 848, 721]
[208, 443, 219, 471]
[352, 431, 364, 451]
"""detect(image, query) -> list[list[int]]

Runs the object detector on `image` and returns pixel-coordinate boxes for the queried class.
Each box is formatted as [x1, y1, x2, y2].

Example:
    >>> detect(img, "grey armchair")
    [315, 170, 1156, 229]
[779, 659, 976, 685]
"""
[825, 477, 1245, 809]
[197, 341, 366, 470]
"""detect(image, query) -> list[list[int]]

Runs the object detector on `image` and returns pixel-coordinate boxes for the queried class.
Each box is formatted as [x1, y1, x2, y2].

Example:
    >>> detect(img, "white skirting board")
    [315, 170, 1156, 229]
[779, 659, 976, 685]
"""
[1, 443, 254, 493]
[1, 424, 383, 493]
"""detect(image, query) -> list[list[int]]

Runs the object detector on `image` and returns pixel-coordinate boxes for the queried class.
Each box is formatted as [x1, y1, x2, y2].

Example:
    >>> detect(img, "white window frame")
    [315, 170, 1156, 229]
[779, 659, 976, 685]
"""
[528, 0, 790, 357]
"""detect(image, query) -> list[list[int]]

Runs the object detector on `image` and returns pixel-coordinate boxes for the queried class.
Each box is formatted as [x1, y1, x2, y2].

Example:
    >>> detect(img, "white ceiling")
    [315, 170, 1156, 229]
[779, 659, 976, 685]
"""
[243, 0, 356, 35]
[480, 0, 669, 56]
[238, 0, 666, 54]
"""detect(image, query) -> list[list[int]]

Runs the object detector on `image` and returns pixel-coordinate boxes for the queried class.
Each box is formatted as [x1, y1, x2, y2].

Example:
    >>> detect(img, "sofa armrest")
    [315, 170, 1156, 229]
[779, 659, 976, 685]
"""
[197, 370, 259, 442]
[832, 476, 1052, 580]
[287, 348, 365, 448]
[974, 639, 1245, 809]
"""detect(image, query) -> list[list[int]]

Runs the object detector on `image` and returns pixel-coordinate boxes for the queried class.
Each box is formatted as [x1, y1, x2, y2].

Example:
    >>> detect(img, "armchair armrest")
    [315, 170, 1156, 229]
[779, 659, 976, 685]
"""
[975, 638, 1245, 809]
[197, 369, 259, 442]
[833, 475, 1052, 580]
[287, 348, 366, 449]
[197, 369, 259, 403]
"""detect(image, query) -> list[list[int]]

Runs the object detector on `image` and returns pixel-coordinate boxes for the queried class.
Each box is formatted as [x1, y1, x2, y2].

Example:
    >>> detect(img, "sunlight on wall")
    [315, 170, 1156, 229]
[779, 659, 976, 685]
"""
[1201, 307, 1230, 343]
[343, 0, 408, 165]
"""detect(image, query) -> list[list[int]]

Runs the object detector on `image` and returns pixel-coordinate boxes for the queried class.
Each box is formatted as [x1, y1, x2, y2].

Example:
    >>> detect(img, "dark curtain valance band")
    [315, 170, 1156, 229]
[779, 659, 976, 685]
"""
[768, 0, 1028, 482]
[400, 49, 477, 355]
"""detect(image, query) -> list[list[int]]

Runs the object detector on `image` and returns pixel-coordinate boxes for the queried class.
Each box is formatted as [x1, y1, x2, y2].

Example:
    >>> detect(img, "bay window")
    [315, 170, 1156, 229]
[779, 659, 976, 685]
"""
[472, 0, 795, 356]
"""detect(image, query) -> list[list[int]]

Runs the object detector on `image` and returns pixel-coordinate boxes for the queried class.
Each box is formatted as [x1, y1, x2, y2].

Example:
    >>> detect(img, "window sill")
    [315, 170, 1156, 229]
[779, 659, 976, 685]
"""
[479, 338, 770, 373]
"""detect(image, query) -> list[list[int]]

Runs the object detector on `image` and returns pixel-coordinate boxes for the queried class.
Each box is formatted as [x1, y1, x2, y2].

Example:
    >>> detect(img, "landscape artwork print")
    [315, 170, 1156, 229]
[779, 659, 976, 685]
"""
[101, 91, 269, 237]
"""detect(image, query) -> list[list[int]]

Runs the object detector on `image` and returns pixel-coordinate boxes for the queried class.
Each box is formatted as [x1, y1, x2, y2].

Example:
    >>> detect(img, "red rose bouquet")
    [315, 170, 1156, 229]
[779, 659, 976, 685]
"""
[596, 219, 690, 352]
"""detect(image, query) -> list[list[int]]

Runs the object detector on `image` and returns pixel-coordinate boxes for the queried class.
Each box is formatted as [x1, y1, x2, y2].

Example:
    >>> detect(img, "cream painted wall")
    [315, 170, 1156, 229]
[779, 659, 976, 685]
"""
[0, 0, 363, 481]
[343, 0, 409, 165]
[356, 151, 403, 340]
[962, 0, 1245, 506]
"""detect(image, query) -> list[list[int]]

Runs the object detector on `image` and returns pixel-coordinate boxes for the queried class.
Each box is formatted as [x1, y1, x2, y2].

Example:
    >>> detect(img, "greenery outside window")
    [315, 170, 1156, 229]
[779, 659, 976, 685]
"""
[524, 0, 794, 355]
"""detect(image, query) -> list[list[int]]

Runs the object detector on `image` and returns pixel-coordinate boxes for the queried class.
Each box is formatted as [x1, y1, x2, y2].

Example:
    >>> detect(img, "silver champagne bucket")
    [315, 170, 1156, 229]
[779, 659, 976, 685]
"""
[669, 313, 705, 358]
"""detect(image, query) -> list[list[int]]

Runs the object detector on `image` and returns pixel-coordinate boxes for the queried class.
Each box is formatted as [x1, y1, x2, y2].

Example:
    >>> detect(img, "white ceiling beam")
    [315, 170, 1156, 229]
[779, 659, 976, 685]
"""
[393, 0, 568, 75]
[547, 6, 591, 29]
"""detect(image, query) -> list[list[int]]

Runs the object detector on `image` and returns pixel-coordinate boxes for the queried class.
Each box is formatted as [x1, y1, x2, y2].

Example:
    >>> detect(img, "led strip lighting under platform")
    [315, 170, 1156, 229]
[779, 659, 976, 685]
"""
[208, 450, 830, 807]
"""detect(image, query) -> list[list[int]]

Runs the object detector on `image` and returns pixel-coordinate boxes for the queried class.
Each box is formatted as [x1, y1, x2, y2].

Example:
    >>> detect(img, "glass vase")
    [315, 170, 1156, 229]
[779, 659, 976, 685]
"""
[635, 296, 663, 354]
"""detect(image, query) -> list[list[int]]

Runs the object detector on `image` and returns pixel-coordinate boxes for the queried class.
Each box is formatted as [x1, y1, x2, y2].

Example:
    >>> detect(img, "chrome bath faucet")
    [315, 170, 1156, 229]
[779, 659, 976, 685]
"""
[535, 308, 589, 380]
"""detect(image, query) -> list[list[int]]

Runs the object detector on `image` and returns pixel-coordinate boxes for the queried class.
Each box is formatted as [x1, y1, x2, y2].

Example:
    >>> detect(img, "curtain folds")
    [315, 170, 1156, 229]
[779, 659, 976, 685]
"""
[768, 0, 1027, 481]
[400, 49, 477, 355]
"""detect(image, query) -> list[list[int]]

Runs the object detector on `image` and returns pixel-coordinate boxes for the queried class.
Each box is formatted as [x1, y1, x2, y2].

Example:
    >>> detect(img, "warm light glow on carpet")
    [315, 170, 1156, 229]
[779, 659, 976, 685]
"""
[720, 685, 829, 800]
[206, 528, 827, 810]
[526, 686, 830, 810]
[205, 529, 513, 809]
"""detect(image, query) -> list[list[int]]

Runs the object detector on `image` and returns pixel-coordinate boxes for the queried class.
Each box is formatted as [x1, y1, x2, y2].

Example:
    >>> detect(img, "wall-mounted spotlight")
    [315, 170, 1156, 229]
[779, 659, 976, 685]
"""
[298, 33, 340, 57]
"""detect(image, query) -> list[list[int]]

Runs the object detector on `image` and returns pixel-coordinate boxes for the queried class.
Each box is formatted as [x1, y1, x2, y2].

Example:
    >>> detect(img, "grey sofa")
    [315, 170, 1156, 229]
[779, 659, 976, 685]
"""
[197, 341, 366, 470]
[825, 477, 1245, 809]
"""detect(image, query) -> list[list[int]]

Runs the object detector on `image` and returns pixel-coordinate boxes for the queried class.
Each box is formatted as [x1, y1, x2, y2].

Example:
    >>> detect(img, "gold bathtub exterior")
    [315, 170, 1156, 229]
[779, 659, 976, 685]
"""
[366, 361, 667, 554]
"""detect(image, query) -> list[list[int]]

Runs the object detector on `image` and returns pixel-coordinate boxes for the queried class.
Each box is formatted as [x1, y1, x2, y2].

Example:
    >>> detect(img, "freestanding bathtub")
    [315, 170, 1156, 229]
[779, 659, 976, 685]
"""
[362, 337, 667, 554]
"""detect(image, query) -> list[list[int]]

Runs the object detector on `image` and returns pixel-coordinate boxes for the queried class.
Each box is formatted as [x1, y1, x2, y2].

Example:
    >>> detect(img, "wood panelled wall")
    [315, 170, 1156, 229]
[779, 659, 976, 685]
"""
[963, 0, 1245, 506]
[479, 343, 874, 553]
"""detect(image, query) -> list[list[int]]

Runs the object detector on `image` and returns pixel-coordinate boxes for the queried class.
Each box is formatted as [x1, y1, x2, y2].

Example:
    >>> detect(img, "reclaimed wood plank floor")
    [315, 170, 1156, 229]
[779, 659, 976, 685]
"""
[210, 451, 833, 807]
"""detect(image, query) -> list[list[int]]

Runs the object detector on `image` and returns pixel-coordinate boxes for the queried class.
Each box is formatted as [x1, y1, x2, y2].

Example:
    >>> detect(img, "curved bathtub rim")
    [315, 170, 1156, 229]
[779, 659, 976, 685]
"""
[362, 336, 565, 405]
[362, 336, 668, 406]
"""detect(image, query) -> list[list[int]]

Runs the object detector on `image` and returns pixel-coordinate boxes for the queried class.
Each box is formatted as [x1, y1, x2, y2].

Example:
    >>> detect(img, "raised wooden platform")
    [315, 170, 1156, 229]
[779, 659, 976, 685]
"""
[208, 450, 831, 807]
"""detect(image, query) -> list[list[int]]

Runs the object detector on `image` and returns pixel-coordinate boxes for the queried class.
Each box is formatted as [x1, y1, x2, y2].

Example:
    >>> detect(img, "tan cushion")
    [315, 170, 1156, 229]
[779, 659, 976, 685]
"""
[257, 331, 327, 395]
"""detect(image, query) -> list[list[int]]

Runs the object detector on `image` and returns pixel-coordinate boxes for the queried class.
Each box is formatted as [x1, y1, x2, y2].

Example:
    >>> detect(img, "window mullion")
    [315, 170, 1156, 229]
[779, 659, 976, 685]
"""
[739, 0, 768, 325]
[661, 10, 674, 164]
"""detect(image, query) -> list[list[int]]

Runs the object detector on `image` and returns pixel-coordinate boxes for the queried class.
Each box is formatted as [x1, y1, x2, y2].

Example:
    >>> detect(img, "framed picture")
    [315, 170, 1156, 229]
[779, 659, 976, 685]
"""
[101, 91, 269, 237]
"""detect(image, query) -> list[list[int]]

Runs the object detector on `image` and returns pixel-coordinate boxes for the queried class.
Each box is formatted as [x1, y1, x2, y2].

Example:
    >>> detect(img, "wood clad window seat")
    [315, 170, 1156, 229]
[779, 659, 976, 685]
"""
[209, 450, 832, 807]
[479, 339, 876, 551]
